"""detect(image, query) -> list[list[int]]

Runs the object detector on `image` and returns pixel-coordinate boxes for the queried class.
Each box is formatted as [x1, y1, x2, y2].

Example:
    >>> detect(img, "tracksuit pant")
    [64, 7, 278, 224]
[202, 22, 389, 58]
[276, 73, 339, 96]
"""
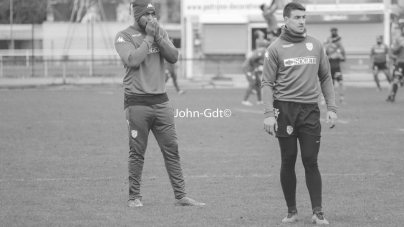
[125, 101, 186, 200]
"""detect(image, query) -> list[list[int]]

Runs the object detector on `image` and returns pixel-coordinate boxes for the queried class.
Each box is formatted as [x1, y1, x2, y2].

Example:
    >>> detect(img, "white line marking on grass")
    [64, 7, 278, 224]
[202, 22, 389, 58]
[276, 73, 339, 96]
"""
[0, 173, 395, 183]
[320, 118, 349, 124]
[234, 109, 262, 114]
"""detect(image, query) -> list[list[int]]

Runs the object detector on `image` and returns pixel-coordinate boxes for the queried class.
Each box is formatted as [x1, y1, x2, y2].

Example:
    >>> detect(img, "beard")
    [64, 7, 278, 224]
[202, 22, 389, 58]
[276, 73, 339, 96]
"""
[138, 16, 148, 30]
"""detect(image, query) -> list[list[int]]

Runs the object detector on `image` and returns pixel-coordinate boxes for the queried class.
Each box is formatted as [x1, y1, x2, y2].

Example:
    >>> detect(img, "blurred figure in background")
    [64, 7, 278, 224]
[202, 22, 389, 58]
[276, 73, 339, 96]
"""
[325, 27, 346, 104]
[255, 30, 270, 50]
[165, 60, 185, 95]
[242, 30, 279, 106]
[370, 36, 391, 91]
[387, 30, 404, 102]
[261, 0, 279, 36]
[241, 46, 266, 106]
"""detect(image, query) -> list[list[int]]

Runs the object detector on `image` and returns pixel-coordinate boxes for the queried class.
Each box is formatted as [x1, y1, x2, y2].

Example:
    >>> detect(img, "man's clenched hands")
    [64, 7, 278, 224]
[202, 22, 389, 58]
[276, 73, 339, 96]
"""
[145, 18, 158, 37]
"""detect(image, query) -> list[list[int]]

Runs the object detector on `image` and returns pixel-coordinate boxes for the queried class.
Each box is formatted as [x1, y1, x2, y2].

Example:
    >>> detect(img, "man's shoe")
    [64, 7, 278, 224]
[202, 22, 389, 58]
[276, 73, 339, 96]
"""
[241, 101, 253, 106]
[386, 95, 395, 102]
[178, 90, 185, 95]
[256, 101, 264, 105]
[128, 199, 143, 208]
[175, 197, 205, 206]
[312, 211, 329, 225]
[282, 210, 298, 223]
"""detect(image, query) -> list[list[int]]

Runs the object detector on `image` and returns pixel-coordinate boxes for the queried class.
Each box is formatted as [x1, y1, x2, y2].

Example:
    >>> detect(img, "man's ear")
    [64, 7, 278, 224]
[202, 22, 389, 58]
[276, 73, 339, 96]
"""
[284, 17, 289, 25]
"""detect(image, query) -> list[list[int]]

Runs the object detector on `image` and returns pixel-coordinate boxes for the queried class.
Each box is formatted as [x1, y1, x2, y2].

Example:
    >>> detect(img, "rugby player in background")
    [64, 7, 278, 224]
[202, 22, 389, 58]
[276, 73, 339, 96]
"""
[262, 2, 337, 224]
[370, 36, 391, 91]
[387, 29, 404, 102]
[261, 0, 280, 36]
[325, 28, 346, 104]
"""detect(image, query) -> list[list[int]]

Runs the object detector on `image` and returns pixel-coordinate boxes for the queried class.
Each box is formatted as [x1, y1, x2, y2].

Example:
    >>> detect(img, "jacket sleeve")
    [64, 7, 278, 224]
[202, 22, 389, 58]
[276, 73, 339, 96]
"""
[370, 46, 374, 57]
[261, 47, 278, 116]
[318, 45, 337, 113]
[114, 31, 154, 68]
[155, 28, 179, 64]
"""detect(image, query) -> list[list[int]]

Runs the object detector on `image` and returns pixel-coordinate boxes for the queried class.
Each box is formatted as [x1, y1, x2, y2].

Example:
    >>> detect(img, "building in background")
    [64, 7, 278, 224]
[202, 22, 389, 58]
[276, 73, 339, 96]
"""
[181, 0, 404, 79]
[2, 0, 404, 79]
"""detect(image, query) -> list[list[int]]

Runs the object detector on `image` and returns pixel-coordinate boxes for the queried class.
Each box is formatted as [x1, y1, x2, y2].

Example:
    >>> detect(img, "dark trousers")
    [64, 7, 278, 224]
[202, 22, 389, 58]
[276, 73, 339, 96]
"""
[278, 133, 322, 210]
[125, 101, 186, 200]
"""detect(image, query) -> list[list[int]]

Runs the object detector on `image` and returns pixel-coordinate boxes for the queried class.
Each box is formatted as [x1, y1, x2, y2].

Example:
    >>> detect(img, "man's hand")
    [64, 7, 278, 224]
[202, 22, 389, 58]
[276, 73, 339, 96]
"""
[326, 111, 337, 129]
[145, 18, 157, 37]
[263, 117, 277, 136]
[155, 25, 165, 43]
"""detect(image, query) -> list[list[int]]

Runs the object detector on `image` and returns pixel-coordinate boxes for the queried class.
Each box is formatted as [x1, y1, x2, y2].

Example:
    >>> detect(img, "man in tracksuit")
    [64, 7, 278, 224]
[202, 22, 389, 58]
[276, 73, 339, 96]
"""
[114, 0, 205, 208]
[262, 2, 337, 225]
[387, 30, 404, 102]
[241, 46, 267, 106]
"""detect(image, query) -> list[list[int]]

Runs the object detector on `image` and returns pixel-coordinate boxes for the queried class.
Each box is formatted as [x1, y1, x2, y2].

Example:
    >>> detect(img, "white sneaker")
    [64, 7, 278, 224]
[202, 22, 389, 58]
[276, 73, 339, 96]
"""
[178, 90, 185, 95]
[312, 211, 329, 225]
[256, 101, 264, 105]
[128, 199, 143, 208]
[241, 101, 253, 106]
[175, 197, 205, 207]
[282, 211, 298, 223]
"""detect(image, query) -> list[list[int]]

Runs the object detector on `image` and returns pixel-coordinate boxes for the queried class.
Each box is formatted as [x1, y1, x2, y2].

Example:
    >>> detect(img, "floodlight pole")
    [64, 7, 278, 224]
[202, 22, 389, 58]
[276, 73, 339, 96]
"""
[384, 0, 391, 47]
[10, 0, 14, 49]
[91, 15, 94, 77]
[32, 18, 35, 77]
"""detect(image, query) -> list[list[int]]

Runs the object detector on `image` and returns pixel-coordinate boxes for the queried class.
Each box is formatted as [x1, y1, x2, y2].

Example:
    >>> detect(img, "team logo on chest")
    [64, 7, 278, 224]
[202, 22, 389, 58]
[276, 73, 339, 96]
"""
[286, 126, 293, 135]
[283, 57, 316, 67]
[306, 43, 313, 51]
[148, 43, 160, 54]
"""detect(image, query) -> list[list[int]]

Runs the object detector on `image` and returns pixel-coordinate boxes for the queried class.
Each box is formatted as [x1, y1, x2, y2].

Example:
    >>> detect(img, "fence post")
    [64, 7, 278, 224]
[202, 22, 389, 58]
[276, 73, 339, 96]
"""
[26, 50, 29, 67]
[62, 60, 66, 84]
[0, 55, 3, 78]
[44, 59, 48, 77]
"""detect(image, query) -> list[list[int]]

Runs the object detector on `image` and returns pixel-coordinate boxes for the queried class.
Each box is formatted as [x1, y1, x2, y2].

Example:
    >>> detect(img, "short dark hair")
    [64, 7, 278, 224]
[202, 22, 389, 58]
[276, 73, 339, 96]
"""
[331, 28, 338, 32]
[283, 2, 306, 18]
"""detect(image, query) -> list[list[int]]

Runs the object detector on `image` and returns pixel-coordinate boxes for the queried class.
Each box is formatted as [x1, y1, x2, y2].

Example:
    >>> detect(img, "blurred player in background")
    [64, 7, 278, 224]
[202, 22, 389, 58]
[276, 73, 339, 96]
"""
[370, 36, 391, 91]
[261, 0, 279, 36]
[114, 0, 204, 208]
[241, 45, 266, 106]
[165, 51, 185, 95]
[262, 2, 337, 224]
[325, 28, 346, 104]
[387, 30, 404, 102]
[255, 30, 271, 50]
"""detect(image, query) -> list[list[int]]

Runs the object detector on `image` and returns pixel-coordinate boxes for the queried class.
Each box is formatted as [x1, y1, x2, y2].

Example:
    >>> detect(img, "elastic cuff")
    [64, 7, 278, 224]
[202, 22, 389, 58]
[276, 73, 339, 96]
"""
[327, 107, 337, 113]
[155, 36, 163, 44]
[264, 111, 275, 118]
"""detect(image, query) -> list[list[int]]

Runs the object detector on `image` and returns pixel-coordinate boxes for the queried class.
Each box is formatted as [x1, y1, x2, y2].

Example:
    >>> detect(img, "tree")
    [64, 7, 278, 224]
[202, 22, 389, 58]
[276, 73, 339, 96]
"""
[0, 0, 47, 24]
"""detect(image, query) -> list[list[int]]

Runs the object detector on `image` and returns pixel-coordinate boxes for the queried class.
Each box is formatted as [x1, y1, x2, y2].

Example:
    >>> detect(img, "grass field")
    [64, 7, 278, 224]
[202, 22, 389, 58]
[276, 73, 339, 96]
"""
[0, 85, 403, 227]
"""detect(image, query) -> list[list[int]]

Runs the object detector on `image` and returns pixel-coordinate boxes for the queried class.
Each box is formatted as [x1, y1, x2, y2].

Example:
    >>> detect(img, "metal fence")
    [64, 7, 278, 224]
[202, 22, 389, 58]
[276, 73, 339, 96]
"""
[0, 57, 123, 78]
[0, 54, 247, 79]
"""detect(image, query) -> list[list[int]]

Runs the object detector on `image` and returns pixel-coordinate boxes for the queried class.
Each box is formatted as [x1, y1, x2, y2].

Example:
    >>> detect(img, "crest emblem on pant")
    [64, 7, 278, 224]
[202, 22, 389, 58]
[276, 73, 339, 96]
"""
[306, 43, 313, 51]
[286, 126, 293, 135]
[131, 130, 137, 138]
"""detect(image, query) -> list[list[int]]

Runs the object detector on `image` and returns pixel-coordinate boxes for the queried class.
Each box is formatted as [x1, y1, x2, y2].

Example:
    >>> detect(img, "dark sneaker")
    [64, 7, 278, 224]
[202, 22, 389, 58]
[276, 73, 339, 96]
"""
[175, 197, 205, 207]
[312, 211, 329, 225]
[128, 199, 143, 208]
[282, 210, 298, 223]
